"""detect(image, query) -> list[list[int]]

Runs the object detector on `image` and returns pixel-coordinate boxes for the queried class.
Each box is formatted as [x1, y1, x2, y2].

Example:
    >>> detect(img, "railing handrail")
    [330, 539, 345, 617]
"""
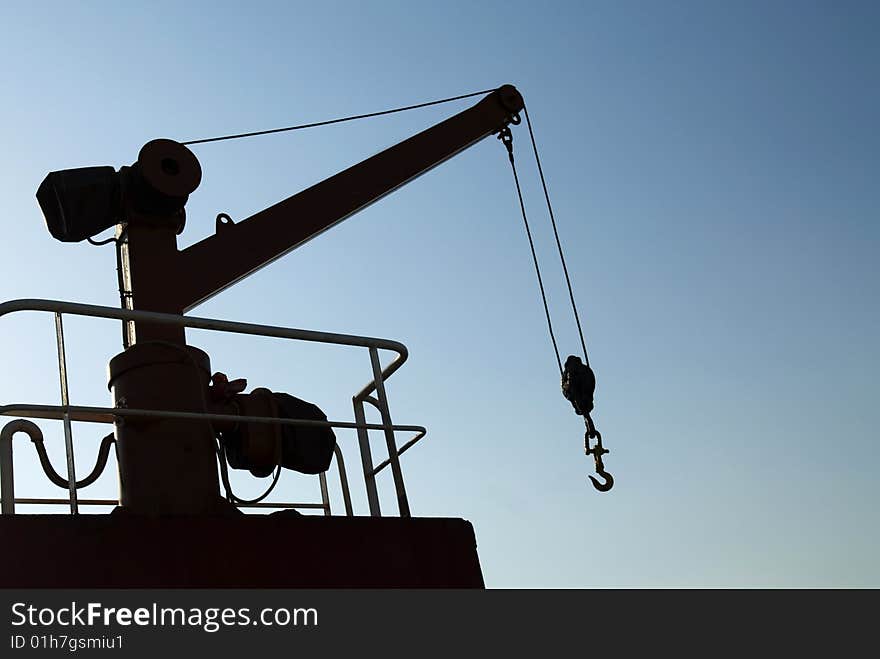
[0, 299, 408, 401]
[0, 403, 427, 435]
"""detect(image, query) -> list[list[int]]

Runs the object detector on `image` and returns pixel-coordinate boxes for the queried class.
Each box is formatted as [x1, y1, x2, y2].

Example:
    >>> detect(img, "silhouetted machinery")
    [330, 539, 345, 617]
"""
[5, 85, 525, 587]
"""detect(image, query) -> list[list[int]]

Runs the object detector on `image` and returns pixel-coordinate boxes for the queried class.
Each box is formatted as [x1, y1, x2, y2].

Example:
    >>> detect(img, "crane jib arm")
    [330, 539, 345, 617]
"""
[174, 85, 524, 312]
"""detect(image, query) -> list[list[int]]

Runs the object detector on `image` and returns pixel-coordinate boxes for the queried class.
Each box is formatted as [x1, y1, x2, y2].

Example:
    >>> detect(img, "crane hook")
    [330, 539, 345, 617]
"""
[588, 469, 614, 492]
[585, 422, 614, 493]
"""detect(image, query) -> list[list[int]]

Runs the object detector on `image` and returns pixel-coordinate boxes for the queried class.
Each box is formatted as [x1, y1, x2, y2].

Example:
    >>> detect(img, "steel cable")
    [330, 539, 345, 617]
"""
[181, 89, 497, 146]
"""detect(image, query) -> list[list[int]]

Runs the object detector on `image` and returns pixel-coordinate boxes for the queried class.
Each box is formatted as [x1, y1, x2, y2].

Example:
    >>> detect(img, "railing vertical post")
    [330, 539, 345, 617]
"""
[318, 472, 331, 516]
[54, 313, 79, 514]
[369, 347, 410, 517]
[0, 423, 14, 515]
[353, 398, 381, 516]
[332, 445, 354, 517]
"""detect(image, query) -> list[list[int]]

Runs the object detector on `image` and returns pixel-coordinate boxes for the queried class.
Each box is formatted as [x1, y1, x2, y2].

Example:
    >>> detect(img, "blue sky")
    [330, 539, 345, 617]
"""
[0, 1, 877, 587]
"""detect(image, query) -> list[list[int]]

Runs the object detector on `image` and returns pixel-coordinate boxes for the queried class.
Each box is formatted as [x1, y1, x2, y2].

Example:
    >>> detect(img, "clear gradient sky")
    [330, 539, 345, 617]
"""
[0, 1, 877, 587]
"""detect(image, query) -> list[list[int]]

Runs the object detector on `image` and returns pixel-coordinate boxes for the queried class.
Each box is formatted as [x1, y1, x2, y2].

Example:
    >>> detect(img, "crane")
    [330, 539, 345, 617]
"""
[1, 85, 527, 587]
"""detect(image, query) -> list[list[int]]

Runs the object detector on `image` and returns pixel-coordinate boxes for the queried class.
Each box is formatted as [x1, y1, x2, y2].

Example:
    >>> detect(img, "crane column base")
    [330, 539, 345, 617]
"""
[108, 342, 233, 515]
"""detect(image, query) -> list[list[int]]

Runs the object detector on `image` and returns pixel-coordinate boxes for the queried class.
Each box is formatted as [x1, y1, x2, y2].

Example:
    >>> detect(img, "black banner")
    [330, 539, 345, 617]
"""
[0, 589, 873, 655]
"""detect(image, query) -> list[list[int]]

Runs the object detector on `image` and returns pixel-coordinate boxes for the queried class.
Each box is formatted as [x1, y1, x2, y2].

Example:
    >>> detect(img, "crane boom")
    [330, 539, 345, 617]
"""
[174, 84, 524, 312]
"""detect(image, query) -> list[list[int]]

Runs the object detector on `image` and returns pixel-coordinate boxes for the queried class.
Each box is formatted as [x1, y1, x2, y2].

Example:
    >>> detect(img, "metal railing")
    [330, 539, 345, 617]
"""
[0, 299, 427, 517]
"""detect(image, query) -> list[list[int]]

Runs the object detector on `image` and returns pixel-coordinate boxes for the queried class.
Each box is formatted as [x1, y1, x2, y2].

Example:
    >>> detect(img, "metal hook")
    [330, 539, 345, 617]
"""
[588, 469, 614, 492]
[585, 423, 614, 492]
